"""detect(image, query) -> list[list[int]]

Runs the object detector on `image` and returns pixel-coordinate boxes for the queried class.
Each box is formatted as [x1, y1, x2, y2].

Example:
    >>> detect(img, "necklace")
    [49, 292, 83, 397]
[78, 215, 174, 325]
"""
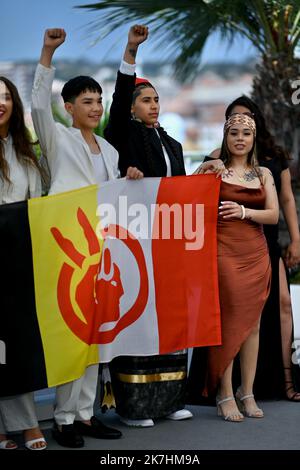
[232, 166, 249, 182]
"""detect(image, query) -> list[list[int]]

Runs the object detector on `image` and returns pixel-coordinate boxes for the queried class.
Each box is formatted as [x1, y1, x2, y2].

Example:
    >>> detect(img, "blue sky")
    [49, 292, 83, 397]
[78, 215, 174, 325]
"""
[0, 0, 258, 64]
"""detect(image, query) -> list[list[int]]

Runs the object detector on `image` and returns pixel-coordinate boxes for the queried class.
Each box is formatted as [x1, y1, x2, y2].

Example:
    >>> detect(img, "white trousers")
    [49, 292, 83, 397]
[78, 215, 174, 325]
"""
[0, 393, 38, 433]
[54, 364, 99, 425]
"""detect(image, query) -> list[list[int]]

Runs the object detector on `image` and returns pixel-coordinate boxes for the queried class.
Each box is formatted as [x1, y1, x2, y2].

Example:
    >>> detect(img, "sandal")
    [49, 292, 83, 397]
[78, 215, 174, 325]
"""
[0, 439, 18, 450]
[235, 387, 264, 418]
[284, 367, 300, 402]
[25, 437, 47, 450]
[216, 395, 244, 422]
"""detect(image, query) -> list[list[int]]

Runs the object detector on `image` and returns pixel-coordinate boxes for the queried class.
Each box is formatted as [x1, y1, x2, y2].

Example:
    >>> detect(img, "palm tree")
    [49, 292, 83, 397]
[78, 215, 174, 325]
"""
[77, 0, 300, 178]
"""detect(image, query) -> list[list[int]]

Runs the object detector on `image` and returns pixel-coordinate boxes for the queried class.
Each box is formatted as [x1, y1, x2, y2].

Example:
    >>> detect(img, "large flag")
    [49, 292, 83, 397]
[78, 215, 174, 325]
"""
[0, 175, 221, 396]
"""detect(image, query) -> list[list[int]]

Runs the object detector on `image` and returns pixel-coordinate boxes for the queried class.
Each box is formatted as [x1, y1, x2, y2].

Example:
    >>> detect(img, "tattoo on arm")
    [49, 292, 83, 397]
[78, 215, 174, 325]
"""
[129, 48, 137, 59]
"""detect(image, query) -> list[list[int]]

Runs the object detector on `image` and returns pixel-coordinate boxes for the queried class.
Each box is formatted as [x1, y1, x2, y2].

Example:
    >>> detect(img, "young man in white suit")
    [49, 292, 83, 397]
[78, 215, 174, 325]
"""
[31, 28, 142, 448]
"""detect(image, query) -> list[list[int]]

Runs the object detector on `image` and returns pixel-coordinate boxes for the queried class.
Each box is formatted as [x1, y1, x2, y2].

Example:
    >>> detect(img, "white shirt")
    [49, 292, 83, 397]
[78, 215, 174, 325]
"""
[90, 152, 108, 184]
[120, 60, 136, 76]
[155, 129, 172, 177]
[31, 64, 119, 195]
[0, 135, 41, 204]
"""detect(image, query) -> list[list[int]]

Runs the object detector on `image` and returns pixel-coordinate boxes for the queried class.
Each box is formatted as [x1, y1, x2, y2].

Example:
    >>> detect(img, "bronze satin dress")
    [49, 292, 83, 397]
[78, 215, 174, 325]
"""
[206, 181, 271, 395]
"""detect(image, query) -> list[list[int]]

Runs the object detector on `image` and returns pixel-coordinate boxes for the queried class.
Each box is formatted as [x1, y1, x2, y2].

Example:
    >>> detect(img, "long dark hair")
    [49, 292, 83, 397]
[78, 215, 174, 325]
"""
[0, 76, 41, 183]
[225, 96, 289, 164]
[220, 127, 257, 169]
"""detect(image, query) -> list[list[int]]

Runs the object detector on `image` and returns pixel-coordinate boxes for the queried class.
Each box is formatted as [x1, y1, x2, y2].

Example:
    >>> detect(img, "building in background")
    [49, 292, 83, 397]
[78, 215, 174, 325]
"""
[0, 60, 254, 173]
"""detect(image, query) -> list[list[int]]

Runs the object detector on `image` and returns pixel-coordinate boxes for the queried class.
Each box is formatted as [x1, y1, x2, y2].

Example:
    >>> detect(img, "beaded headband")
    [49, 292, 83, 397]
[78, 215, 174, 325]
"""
[224, 113, 256, 136]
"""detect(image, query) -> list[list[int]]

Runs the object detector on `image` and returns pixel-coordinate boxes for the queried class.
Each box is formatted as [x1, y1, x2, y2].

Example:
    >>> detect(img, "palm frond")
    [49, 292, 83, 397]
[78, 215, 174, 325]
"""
[76, 0, 300, 79]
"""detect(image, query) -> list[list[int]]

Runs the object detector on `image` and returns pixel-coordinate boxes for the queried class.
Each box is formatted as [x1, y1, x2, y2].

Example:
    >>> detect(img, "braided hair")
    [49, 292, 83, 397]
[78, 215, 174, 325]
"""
[156, 126, 181, 164]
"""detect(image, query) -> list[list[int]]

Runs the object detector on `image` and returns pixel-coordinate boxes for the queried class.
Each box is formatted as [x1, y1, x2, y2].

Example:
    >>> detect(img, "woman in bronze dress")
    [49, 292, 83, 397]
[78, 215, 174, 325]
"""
[193, 97, 300, 402]
[205, 113, 278, 421]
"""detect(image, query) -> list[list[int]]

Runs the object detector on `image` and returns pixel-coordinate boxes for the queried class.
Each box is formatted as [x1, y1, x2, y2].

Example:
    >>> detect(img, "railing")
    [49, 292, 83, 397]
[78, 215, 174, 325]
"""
[183, 151, 205, 175]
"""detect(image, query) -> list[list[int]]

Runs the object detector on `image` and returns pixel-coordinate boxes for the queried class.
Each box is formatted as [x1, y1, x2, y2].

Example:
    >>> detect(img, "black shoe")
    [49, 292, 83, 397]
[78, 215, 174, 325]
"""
[52, 423, 84, 448]
[74, 416, 122, 439]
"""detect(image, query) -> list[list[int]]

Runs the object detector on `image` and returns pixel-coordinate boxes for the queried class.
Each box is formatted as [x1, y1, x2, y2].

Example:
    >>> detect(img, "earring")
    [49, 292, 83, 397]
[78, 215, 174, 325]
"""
[131, 113, 143, 123]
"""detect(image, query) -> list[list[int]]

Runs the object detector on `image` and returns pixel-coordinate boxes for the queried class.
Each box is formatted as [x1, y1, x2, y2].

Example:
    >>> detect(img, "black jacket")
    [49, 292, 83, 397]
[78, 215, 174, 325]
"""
[105, 71, 186, 178]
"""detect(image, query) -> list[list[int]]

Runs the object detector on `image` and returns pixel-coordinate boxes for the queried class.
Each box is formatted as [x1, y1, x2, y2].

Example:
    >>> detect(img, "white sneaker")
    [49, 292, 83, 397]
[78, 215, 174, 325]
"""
[120, 417, 154, 427]
[166, 409, 193, 420]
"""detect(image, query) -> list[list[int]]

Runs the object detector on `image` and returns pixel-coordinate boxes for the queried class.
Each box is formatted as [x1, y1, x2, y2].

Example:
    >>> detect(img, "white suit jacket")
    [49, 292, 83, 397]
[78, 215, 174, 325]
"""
[31, 64, 119, 195]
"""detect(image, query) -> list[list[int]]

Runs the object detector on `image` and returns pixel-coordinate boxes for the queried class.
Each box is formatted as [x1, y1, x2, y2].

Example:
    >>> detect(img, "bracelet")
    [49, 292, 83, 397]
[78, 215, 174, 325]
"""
[240, 204, 246, 220]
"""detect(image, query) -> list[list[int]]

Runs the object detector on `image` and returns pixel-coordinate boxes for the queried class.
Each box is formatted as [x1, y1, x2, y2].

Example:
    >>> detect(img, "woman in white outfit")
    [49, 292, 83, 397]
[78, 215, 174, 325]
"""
[0, 76, 46, 450]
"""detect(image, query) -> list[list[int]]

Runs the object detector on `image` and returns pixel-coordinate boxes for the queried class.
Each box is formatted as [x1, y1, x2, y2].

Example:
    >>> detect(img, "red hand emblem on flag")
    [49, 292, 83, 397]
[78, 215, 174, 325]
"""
[51, 209, 149, 344]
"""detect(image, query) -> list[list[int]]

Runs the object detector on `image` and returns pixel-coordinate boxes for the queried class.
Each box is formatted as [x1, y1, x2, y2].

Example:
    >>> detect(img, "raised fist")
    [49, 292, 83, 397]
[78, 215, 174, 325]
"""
[43, 28, 66, 49]
[128, 24, 148, 46]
